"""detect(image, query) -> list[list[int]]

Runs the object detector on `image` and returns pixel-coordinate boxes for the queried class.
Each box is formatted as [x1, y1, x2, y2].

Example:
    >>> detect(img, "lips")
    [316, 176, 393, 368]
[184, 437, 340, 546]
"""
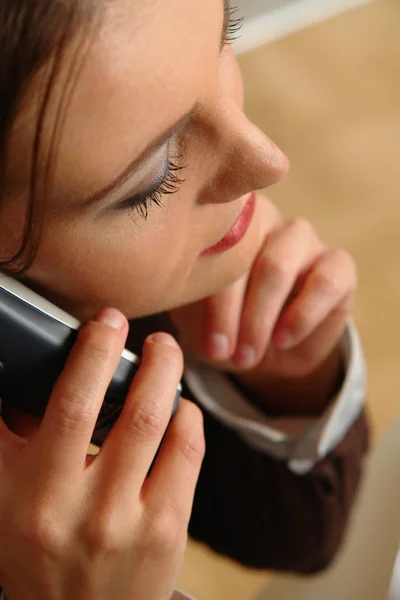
[201, 192, 256, 256]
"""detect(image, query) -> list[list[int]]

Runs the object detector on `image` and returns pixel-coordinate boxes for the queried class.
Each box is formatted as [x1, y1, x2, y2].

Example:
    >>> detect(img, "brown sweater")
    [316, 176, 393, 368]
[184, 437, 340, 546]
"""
[91, 313, 370, 575]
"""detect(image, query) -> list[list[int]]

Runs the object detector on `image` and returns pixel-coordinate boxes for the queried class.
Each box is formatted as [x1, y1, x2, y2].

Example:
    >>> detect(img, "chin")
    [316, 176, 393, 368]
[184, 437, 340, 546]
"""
[172, 232, 261, 309]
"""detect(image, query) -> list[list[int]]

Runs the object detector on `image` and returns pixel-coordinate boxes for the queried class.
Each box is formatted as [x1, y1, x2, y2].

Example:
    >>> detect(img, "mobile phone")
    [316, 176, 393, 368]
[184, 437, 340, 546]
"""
[0, 275, 181, 419]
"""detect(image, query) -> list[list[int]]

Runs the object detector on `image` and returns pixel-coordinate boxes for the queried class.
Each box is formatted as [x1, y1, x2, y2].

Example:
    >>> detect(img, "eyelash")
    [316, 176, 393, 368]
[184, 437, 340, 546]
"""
[120, 159, 185, 220]
[224, 5, 244, 46]
[120, 7, 243, 220]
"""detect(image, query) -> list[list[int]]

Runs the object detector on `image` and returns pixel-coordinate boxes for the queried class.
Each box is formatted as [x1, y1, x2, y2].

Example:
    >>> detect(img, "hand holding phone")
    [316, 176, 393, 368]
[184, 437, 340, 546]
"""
[0, 308, 204, 599]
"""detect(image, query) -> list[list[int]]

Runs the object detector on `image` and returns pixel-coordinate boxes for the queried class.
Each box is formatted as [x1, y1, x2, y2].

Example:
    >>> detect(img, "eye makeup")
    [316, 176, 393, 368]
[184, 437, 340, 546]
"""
[112, 4, 244, 221]
[116, 158, 185, 219]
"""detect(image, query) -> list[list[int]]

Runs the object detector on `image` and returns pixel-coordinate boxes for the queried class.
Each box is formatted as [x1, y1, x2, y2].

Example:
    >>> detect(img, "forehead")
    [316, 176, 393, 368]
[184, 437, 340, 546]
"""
[55, 0, 220, 200]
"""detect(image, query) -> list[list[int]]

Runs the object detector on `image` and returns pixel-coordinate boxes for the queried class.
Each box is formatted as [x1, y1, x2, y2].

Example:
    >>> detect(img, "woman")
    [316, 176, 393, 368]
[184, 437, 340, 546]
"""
[0, 1, 369, 598]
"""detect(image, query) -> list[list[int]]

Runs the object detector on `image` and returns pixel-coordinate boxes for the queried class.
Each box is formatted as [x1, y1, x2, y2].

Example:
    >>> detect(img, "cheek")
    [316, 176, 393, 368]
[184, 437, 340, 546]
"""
[29, 210, 197, 318]
[220, 47, 244, 108]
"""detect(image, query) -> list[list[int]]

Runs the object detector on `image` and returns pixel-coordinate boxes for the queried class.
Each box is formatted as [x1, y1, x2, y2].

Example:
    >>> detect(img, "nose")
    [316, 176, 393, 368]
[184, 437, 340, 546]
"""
[198, 93, 290, 204]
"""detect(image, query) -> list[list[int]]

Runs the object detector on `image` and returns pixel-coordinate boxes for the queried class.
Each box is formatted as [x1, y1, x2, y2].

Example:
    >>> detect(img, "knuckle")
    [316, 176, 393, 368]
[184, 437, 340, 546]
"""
[288, 217, 313, 236]
[51, 389, 94, 435]
[313, 269, 339, 296]
[21, 509, 65, 559]
[330, 247, 351, 263]
[82, 510, 131, 557]
[126, 403, 166, 441]
[332, 249, 358, 282]
[257, 252, 292, 283]
[144, 511, 188, 557]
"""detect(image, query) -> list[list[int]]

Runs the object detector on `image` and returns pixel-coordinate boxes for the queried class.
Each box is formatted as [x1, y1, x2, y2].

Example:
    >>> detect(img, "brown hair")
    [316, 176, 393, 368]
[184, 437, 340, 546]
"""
[0, 0, 98, 274]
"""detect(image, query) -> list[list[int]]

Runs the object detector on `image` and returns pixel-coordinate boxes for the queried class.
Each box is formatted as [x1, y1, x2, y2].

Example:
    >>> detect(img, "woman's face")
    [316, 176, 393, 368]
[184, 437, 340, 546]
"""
[3, 0, 289, 321]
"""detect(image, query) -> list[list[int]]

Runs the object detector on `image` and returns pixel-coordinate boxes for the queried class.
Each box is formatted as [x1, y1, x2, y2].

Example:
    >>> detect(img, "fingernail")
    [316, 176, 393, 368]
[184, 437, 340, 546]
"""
[209, 333, 230, 361]
[275, 331, 294, 350]
[147, 332, 179, 349]
[96, 308, 126, 331]
[234, 345, 257, 369]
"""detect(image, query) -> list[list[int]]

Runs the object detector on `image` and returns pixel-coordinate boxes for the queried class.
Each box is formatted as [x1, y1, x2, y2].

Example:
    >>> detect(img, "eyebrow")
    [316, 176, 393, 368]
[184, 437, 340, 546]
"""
[85, 1, 231, 206]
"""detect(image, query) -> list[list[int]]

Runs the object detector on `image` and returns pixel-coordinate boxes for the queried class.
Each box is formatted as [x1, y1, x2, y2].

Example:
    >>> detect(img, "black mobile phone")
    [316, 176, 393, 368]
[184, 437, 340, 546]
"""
[0, 275, 181, 419]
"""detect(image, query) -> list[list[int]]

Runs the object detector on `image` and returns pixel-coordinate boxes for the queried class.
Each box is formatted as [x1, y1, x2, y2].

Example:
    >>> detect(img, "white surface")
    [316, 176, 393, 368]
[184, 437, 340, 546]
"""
[235, 0, 375, 54]
[389, 552, 400, 600]
[255, 418, 400, 600]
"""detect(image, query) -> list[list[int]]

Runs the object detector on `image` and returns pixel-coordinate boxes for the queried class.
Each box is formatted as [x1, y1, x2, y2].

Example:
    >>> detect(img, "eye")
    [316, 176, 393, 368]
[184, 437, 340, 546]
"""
[224, 5, 244, 47]
[117, 159, 185, 220]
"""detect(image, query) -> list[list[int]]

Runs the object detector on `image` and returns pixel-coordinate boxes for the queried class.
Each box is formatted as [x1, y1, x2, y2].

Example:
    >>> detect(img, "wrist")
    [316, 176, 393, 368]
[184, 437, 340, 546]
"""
[232, 344, 345, 418]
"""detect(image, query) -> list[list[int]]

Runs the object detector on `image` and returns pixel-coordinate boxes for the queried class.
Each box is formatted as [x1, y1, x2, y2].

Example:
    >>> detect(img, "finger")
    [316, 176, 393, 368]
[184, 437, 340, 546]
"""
[200, 197, 283, 363]
[282, 301, 352, 377]
[142, 399, 205, 526]
[200, 275, 248, 362]
[171, 276, 247, 364]
[273, 249, 357, 349]
[33, 309, 128, 475]
[233, 218, 324, 369]
[93, 332, 183, 495]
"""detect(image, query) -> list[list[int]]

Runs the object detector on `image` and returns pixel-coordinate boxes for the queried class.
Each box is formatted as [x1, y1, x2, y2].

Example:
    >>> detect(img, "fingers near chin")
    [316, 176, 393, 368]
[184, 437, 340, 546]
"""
[201, 277, 247, 362]
[273, 249, 357, 350]
[233, 219, 323, 368]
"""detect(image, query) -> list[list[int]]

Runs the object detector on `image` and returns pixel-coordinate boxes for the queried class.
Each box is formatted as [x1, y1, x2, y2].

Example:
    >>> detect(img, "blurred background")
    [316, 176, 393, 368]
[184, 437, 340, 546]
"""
[178, 0, 400, 598]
